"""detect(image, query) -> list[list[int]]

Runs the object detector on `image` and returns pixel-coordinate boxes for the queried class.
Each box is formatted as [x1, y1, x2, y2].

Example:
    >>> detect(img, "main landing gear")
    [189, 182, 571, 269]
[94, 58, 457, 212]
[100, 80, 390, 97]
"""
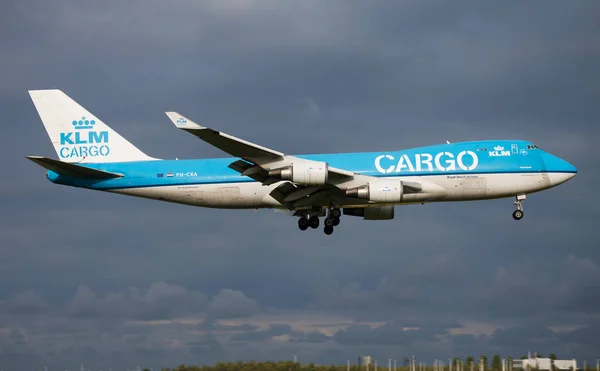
[298, 208, 341, 235]
[512, 194, 526, 220]
[297, 216, 319, 230]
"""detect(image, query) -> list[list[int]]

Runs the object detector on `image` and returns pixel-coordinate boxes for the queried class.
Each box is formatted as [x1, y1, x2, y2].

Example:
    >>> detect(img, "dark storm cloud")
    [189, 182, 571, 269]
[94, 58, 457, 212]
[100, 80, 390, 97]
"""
[1, 0, 599, 369]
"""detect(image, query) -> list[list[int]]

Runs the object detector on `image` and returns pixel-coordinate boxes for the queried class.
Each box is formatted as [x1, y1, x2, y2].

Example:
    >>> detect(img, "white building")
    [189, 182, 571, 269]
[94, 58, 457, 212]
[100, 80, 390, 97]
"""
[512, 358, 577, 371]
[358, 356, 373, 367]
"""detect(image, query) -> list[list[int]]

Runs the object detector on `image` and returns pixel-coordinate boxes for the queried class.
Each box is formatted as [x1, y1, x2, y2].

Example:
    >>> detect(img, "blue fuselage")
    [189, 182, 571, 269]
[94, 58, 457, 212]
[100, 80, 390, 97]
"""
[47, 140, 576, 192]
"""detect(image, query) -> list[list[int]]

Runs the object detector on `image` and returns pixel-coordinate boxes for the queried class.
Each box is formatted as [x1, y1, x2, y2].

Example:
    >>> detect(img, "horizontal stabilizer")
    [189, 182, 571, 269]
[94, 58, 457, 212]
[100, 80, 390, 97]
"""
[26, 156, 123, 179]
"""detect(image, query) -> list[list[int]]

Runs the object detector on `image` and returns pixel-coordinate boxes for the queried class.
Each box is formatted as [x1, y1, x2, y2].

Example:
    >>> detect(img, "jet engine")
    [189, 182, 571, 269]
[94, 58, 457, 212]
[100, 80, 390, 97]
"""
[345, 180, 403, 203]
[343, 206, 395, 220]
[268, 161, 329, 186]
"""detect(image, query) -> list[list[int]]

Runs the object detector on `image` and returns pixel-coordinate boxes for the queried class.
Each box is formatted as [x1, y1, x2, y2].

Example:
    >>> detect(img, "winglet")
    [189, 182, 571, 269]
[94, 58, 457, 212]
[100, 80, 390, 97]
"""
[165, 112, 205, 130]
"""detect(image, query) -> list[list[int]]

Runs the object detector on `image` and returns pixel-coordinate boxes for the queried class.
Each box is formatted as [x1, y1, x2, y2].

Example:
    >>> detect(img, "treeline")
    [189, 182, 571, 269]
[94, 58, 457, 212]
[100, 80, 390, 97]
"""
[157, 355, 567, 371]
[159, 363, 410, 371]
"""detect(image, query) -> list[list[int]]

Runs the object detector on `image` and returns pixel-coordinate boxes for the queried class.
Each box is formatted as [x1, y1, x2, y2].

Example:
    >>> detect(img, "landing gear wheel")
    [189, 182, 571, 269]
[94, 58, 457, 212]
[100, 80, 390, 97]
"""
[298, 217, 309, 231]
[324, 226, 334, 235]
[309, 216, 320, 229]
[331, 208, 341, 218]
[324, 217, 335, 228]
[332, 216, 340, 226]
[513, 195, 525, 221]
[512, 210, 524, 220]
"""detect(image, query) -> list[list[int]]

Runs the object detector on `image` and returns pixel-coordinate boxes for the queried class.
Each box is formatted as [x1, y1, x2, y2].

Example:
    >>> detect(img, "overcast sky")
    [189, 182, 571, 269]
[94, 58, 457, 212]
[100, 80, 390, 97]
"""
[1, 1, 599, 370]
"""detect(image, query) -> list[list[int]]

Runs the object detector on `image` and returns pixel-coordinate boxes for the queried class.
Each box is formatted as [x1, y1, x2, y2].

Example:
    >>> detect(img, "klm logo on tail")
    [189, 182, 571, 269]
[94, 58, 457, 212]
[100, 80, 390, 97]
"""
[58, 117, 110, 159]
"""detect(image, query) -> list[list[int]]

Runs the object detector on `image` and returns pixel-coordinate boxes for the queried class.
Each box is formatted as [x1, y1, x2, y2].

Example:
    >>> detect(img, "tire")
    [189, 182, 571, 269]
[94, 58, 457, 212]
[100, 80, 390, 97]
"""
[298, 218, 309, 230]
[331, 208, 341, 218]
[309, 216, 320, 229]
[324, 217, 335, 228]
[512, 210, 524, 220]
[324, 226, 334, 235]
[333, 216, 340, 226]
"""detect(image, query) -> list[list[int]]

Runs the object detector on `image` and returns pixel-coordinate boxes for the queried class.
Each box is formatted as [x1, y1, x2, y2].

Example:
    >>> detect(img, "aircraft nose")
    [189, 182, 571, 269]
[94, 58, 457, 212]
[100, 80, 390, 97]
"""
[541, 151, 577, 186]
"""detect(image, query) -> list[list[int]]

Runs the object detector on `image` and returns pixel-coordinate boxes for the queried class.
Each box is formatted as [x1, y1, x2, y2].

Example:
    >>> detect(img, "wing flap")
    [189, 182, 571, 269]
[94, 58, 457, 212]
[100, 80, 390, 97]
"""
[26, 156, 123, 179]
[268, 182, 298, 209]
[228, 159, 271, 184]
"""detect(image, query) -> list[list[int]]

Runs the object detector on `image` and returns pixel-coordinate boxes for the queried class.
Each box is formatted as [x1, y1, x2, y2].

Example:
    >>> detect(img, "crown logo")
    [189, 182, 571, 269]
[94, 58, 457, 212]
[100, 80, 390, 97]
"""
[494, 145, 504, 151]
[72, 116, 96, 130]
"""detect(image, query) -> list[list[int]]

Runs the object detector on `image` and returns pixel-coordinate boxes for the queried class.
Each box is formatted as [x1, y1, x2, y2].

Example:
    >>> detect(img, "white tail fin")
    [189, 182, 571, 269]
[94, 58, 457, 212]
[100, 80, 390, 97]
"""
[29, 89, 155, 163]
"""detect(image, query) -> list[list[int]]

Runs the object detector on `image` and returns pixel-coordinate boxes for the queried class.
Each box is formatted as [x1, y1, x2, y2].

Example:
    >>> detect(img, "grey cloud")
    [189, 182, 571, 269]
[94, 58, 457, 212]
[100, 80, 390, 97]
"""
[471, 254, 600, 320]
[2, 290, 49, 314]
[208, 289, 259, 319]
[489, 325, 558, 348]
[231, 324, 293, 342]
[0, 0, 599, 369]
[290, 331, 332, 344]
[333, 322, 441, 346]
[559, 324, 600, 347]
[188, 334, 227, 359]
[199, 322, 260, 332]
[66, 282, 208, 320]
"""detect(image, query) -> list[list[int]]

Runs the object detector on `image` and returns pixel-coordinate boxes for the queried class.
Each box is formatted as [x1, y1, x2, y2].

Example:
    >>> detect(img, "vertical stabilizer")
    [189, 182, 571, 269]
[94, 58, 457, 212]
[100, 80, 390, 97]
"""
[29, 89, 155, 163]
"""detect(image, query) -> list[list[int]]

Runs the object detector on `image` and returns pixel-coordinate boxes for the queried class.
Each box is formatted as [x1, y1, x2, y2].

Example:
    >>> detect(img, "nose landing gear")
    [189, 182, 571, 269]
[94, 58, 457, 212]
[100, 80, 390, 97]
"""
[513, 195, 526, 220]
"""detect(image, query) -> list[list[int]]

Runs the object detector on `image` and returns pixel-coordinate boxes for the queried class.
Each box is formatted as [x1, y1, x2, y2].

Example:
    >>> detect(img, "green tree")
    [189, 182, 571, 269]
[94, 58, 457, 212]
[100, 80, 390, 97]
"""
[492, 355, 502, 371]
[549, 354, 557, 361]
[466, 357, 474, 371]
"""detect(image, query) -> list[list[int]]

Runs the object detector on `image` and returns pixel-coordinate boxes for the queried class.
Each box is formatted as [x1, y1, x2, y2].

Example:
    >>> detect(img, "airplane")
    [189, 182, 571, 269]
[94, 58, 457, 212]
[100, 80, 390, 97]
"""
[26, 89, 577, 235]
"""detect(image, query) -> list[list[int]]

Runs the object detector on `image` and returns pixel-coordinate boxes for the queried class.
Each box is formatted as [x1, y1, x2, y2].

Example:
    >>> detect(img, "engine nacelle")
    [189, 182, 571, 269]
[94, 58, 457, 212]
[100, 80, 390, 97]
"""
[268, 161, 329, 186]
[343, 206, 395, 220]
[345, 180, 403, 203]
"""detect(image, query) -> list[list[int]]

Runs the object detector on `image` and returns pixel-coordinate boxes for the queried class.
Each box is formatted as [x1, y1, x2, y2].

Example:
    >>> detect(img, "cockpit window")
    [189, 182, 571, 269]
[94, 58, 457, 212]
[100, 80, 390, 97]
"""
[526, 144, 539, 150]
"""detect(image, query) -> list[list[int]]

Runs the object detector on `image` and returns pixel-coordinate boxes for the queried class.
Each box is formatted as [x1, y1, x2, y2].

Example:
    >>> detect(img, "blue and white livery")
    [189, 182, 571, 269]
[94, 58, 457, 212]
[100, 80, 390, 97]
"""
[27, 90, 577, 235]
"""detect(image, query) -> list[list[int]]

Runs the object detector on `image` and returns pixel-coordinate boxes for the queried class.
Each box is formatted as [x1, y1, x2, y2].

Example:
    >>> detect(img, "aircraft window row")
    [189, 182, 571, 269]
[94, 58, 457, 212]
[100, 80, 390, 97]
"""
[526, 144, 539, 150]
[477, 148, 488, 151]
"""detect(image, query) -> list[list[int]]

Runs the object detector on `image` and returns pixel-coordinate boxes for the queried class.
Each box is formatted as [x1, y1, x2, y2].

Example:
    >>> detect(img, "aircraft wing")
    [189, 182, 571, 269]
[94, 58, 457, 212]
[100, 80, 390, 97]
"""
[165, 112, 284, 161]
[165, 112, 427, 210]
[165, 112, 355, 182]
